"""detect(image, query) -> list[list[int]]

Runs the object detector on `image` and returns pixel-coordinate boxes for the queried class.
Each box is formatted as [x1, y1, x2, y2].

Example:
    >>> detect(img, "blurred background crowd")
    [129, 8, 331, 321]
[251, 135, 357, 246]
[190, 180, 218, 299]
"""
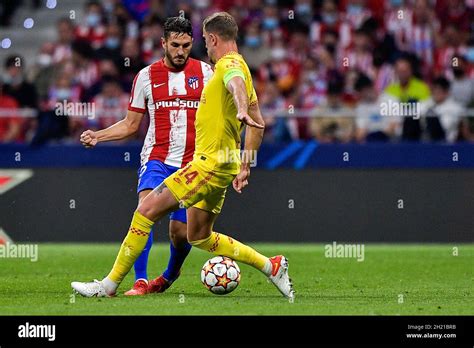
[0, 0, 473, 145]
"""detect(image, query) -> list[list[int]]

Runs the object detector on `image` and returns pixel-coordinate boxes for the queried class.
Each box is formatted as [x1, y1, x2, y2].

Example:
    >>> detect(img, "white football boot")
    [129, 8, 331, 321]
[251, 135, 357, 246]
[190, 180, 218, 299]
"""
[268, 255, 295, 300]
[71, 279, 115, 297]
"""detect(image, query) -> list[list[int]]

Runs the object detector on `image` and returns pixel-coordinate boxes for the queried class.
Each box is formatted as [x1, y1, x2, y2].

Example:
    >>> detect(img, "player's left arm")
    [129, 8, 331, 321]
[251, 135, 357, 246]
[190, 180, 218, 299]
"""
[225, 76, 264, 129]
[233, 100, 265, 193]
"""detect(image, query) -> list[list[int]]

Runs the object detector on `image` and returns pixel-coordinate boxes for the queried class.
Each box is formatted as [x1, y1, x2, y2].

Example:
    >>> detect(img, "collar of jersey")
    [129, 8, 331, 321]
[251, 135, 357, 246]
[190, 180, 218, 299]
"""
[216, 51, 241, 65]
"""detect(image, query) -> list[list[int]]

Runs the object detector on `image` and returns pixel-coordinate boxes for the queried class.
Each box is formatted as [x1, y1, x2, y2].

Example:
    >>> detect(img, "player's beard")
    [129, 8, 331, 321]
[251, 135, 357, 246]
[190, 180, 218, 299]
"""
[165, 51, 187, 70]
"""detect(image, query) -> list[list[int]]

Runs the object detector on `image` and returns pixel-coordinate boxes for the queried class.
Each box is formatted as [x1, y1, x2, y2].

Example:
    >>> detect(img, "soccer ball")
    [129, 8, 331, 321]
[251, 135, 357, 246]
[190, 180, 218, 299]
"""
[201, 256, 241, 295]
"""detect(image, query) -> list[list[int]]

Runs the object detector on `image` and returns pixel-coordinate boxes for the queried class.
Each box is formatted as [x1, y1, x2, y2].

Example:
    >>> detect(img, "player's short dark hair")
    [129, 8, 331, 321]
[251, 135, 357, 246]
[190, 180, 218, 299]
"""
[203, 12, 238, 41]
[432, 76, 451, 91]
[163, 17, 193, 39]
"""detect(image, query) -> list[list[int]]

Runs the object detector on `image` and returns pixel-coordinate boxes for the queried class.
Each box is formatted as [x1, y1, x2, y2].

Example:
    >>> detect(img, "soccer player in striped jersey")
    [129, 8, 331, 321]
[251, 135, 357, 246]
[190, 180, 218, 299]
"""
[78, 17, 213, 295]
[72, 12, 294, 300]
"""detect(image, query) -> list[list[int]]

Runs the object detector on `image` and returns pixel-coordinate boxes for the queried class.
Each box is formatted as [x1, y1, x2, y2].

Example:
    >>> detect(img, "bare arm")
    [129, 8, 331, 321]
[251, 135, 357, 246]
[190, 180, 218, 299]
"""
[241, 101, 265, 170]
[232, 101, 265, 193]
[225, 76, 264, 129]
[80, 110, 144, 147]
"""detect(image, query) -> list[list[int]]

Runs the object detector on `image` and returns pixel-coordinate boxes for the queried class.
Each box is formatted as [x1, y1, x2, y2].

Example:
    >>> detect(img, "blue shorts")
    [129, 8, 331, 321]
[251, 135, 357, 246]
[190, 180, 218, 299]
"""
[137, 160, 187, 224]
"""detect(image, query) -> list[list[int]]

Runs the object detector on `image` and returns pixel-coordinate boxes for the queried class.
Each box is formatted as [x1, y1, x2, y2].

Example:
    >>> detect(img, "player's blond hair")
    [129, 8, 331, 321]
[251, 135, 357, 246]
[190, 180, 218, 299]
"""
[203, 12, 238, 41]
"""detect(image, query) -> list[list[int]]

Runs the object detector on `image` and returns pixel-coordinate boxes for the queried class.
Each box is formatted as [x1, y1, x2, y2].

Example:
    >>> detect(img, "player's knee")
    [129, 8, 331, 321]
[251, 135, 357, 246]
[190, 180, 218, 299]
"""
[136, 201, 154, 220]
[187, 229, 211, 244]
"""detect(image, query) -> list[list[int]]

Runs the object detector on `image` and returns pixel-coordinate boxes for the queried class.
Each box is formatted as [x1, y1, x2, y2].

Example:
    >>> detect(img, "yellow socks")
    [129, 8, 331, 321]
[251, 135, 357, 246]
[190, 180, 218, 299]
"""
[107, 211, 154, 284]
[190, 231, 268, 271]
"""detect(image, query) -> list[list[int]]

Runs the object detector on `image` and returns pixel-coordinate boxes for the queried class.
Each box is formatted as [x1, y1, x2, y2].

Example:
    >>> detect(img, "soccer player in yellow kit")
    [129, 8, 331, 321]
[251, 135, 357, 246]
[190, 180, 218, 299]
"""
[72, 12, 294, 300]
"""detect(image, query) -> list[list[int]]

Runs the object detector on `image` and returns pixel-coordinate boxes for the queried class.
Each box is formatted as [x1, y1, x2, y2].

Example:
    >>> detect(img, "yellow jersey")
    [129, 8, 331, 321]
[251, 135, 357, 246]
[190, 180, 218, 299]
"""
[194, 52, 258, 175]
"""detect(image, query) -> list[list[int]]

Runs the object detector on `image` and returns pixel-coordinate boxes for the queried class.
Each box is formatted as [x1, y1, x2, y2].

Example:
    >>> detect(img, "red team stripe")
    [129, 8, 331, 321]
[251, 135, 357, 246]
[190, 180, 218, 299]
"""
[128, 73, 146, 113]
[149, 62, 172, 163]
[182, 60, 204, 165]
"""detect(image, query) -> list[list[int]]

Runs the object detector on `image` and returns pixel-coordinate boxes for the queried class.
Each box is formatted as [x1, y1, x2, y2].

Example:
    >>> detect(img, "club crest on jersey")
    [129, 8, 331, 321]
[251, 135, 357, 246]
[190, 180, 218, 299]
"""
[188, 76, 199, 90]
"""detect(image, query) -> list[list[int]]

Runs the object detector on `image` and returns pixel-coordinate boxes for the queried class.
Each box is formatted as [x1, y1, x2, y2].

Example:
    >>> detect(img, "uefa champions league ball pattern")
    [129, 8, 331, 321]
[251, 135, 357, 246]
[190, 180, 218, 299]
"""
[201, 256, 241, 294]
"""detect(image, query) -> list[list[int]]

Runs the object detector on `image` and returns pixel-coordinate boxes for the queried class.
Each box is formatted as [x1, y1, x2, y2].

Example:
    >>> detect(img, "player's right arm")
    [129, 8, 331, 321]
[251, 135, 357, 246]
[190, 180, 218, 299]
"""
[232, 100, 265, 193]
[80, 110, 144, 147]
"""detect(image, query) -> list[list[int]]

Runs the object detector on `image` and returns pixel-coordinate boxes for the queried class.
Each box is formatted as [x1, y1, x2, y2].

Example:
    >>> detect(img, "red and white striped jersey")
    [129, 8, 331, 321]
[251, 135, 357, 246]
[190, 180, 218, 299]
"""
[128, 58, 213, 168]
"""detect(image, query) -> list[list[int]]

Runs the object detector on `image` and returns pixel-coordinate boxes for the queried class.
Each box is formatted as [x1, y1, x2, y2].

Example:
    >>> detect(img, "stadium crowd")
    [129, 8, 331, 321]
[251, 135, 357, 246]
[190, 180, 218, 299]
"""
[0, 0, 474, 145]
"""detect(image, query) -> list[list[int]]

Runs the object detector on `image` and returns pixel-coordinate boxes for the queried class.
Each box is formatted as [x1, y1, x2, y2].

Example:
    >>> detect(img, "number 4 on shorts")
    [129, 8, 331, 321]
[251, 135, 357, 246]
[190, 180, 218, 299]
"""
[184, 171, 198, 184]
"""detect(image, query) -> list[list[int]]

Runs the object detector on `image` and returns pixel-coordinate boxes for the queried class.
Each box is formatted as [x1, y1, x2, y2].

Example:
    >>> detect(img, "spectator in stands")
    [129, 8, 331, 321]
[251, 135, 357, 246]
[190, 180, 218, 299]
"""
[141, 15, 165, 65]
[89, 76, 129, 131]
[260, 3, 283, 45]
[95, 23, 123, 61]
[340, 28, 375, 80]
[31, 72, 80, 146]
[53, 18, 75, 64]
[344, 0, 373, 30]
[355, 74, 397, 143]
[408, 0, 439, 77]
[434, 24, 468, 78]
[421, 77, 464, 143]
[257, 39, 299, 96]
[372, 50, 395, 94]
[260, 81, 298, 143]
[0, 81, 23, 143]
[75, 1, 106, 49]
[69, 40, 99, 91]
[384, 55, 430, 141]
[30, 43, 56, 101]
[240, 20, 271, 72]
[114, 2, 140, 39]
[384, 0, 413, 53]
[294, 0, 313, 26]
[2, 55, 38, 110]
[450, 55, 474, 108]
[312, 0, 352, 49]
[310, 76, 354, 143]
[83, 59, 123, 103]
[119, 38, 146, 90]
[436, 0, 473, 34]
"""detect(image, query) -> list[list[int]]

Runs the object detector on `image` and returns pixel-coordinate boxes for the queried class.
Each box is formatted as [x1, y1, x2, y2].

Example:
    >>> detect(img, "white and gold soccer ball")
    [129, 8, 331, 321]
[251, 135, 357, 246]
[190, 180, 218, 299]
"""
[201, 256, 241, 295]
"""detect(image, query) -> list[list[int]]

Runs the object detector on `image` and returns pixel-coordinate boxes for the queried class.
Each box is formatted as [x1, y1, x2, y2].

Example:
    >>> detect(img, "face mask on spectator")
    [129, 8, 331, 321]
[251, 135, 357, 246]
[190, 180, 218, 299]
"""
[56, 88, 71, 100]
[105, 37, 120, 49]
[271, 47, 287, 60]
[37, 54, 52, 67]
[3, 74, 22, 86]
[245, 36, 261, 48]
[262, 17, 279, 30]
[296, 3, 312, 15]
[322, 14, 337, 25]
[86, 13, 101, 27]
[347, 4, 363, 15]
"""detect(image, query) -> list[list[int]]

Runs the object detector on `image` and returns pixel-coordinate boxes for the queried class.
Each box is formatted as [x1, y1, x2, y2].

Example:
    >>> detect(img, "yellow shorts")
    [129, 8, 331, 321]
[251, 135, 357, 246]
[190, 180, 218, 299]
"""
[164, 160, 235, 214]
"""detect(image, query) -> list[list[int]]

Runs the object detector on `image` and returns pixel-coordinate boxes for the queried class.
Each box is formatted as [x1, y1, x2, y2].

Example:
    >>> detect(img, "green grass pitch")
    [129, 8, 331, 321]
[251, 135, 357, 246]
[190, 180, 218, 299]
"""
[0, 243, 472, 315]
